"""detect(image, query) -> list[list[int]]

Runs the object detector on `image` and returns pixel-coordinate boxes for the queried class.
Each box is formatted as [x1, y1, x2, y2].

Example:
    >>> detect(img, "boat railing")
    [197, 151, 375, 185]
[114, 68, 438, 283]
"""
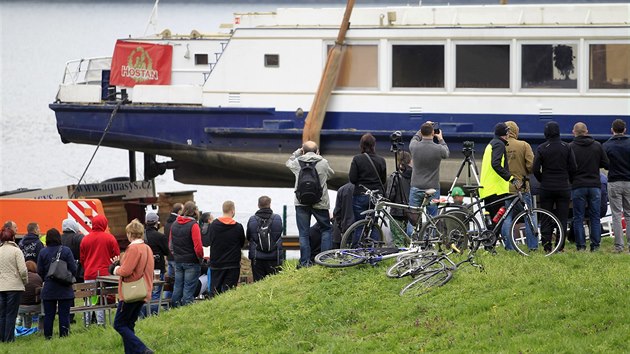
[62, 57, 112, 85]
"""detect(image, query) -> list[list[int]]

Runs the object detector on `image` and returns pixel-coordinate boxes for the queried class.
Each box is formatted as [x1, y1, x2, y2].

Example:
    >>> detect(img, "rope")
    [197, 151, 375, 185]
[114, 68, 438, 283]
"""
[70, 100, 124, 198]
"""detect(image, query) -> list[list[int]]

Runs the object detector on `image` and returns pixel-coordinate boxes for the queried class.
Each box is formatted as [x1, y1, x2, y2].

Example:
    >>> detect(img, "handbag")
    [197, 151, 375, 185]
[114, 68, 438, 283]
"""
[120, 245, 149, 303]
[46, 247, 76, 285]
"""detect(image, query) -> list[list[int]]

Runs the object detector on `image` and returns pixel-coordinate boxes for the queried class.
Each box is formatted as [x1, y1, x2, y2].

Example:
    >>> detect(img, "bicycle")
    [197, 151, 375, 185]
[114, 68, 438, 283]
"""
[388, 226, 486, 296]
[339, 186, 469, 251]
[441, 178, 565, 256]
[315, 210, 467, 268]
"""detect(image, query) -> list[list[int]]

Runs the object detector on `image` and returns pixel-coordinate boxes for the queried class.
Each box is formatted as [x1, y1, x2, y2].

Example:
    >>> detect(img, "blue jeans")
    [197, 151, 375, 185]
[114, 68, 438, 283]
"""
[352, 194, 380, 245]
[0, 291, 22, 342]
[501, 192, 535, 250]
[172, 263, 200, 307]
[572, 187, 602, 250]
[162, 260, 175, 299]
[409, 187, 439, 217]
[408, 187, 440, 235]
[114, 301, 148, 354]
[295, 206, 332, 266]
[43, 299, 73, 339]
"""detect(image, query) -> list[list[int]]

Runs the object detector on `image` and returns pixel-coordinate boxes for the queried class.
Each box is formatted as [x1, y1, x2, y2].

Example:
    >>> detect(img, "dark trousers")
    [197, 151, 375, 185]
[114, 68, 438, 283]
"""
[540, 189, 571, 251]
[251, 259, 280, 282]
[0, 291, 22, 342]
[210, 268, 240, 296]
[43, 298, 73, 339]
[114, 301, 148, 354]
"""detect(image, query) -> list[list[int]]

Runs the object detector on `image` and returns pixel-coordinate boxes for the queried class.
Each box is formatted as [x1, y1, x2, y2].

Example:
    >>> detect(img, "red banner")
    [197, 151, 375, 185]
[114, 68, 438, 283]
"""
[110, 40, 172, 87]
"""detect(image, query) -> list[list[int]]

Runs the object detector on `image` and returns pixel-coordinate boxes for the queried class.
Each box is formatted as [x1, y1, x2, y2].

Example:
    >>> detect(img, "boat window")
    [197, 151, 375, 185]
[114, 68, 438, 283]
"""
[456, 44, 510, 89]
[264, 54, 279, 68]
[392, 45, 444, 88]
[330, 45, 378, 89]
[522, 44, 577, 89]
[195, 54, 208, 65]
[589, 44, 630, 89]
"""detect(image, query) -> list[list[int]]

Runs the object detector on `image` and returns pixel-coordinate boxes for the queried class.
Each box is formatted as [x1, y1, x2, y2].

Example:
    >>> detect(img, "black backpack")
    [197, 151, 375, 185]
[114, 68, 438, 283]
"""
[295, 160, 323, 205]
[255, 216, 275, 253]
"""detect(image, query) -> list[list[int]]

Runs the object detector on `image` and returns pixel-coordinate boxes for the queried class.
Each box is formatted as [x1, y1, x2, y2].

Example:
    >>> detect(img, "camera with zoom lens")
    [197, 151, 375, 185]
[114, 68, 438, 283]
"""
[390, 131, 403, 152]
[462, 140, 474, 157]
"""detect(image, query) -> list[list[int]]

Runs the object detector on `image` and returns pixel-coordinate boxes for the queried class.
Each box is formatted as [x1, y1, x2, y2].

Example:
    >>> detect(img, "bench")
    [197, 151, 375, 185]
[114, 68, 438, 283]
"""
[66, 282, 118, 326]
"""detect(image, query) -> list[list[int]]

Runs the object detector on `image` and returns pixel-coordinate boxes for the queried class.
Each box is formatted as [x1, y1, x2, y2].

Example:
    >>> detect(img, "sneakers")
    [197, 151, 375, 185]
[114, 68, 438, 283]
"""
[612, 248, 624, 254]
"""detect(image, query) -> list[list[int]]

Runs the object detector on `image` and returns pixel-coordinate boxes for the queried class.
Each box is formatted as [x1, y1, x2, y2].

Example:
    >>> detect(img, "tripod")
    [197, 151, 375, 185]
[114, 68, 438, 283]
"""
[387, 148, 408, 205]
[448, 149, 481, 198]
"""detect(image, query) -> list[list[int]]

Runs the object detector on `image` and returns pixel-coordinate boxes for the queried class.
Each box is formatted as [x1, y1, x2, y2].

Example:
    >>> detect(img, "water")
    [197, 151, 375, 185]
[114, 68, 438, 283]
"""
[0, 1, 342, 231]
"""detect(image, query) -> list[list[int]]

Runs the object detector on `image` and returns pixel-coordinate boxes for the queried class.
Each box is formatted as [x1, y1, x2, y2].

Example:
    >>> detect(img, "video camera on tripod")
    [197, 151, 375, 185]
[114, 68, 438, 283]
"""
[462, 141, 474, 157]
[390, 131, 403, 152]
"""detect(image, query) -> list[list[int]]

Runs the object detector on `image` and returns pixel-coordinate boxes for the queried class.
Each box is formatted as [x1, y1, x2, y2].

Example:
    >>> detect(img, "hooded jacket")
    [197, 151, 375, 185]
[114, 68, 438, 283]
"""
[505, 121, 534, 193]
[286, 150, 334, 209]
[80, 215, 120, 280]
[533, 121, 577, 191]
[246, 208, 283, 262]
[569, 135, 609, 188]
[170, 215, 203, 264]
[209, 217, 245, 270]
[603, 134, 630, 182]
[19, 233, 44, 262]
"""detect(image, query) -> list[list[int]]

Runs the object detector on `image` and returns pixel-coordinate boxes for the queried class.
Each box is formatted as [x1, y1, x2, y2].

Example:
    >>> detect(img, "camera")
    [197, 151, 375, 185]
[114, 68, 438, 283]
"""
[462, 141, 474, 157]
[390, 131, 403, 152]
[432, 122, 440, 134]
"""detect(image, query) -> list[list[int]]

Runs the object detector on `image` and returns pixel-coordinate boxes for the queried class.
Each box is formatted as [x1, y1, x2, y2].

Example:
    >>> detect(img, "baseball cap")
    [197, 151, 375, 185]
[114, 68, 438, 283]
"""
[451, 187, 465, 197]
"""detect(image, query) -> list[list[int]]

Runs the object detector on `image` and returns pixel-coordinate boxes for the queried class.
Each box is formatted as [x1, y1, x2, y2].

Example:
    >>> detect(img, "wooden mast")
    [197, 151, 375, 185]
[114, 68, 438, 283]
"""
[302, 0, 355, 146]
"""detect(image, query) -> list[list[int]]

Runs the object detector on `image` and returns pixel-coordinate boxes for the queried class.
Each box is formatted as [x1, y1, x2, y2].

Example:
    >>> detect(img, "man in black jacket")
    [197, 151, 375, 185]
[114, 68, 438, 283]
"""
[209, 201, 245, 296]
[569, 122, 609, 251]
[142, 212, 170, 315]
[533, 121, 577, 252]
[603, 119, 630, 253]
[61, 219, 84, 282]
[246, 196, 283, 282]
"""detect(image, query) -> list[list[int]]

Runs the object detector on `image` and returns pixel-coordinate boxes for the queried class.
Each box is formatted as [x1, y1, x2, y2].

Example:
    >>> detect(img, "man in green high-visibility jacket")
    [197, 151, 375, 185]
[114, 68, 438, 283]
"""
[479, 122, 520, 250]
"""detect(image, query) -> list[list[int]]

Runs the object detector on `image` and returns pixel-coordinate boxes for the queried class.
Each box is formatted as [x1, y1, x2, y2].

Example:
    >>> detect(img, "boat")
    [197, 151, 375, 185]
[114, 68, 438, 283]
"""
[50, 3, 630, 189]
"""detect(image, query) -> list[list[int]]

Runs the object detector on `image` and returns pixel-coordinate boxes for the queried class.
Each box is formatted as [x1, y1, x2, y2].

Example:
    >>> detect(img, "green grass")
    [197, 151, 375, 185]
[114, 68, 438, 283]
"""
[6, 238, 630, 353]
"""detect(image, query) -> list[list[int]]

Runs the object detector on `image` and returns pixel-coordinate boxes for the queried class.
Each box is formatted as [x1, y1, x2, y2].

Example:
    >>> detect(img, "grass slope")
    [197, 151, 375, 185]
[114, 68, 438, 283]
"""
[6, 242, 630, 353]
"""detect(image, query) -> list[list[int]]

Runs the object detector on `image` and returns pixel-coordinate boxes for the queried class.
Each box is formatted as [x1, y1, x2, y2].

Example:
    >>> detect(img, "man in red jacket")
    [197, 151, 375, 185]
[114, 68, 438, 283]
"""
[80, 215, 120, 325]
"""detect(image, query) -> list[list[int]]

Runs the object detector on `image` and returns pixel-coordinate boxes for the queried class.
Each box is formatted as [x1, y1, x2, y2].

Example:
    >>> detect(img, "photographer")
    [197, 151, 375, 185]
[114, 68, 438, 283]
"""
[409, 122, 449, 221]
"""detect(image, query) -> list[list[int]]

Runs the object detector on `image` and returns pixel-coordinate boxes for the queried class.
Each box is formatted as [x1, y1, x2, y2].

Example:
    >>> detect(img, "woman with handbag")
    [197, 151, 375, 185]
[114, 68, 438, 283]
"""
[348, 133, 387, 246]
[36, 228, 77, 339]
[0, 226, 28, 342]
[110, 219, 155, 354]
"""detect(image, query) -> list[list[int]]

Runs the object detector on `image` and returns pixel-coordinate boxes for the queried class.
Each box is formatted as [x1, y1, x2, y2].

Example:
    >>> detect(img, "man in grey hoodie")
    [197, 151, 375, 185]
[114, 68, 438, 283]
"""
[286, 141, 334, 267]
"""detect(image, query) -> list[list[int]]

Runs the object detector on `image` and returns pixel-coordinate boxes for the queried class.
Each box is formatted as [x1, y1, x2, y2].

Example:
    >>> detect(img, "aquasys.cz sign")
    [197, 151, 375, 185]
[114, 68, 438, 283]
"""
[110, 40, 172, 87]
[1, 181, 155, 200]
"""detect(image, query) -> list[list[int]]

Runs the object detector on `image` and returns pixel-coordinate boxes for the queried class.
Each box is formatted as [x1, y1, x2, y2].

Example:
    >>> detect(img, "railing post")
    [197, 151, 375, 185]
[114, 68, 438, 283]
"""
[282, 205, 287, 236]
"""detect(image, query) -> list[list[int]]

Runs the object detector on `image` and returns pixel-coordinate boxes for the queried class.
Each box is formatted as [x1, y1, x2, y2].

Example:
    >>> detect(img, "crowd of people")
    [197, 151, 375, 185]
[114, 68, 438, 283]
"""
[0, 117, 627, 349]
[288, 118, 630, 266]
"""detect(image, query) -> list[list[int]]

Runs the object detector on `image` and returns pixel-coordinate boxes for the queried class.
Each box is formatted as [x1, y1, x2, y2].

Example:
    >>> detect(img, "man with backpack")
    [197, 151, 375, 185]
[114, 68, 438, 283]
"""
[246, 196, 284, 281]
[286, 140, 334, 267]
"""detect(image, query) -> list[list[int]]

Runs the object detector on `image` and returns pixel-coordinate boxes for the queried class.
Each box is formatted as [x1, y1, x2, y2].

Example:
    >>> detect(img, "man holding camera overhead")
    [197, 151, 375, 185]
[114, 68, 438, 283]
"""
[409, 122, 449, 221]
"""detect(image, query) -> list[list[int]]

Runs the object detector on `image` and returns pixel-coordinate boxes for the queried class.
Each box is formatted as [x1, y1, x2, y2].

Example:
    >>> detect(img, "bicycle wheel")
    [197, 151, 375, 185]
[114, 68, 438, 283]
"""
[417, 215, 468, 251]
[386, 251, 443, 278]
[314, 249, 368, 268]
[339, 219, 384, 249]
[509, 208, 565, 256]
[399, 269, 453, 296]
[442, 208, 482, 249]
